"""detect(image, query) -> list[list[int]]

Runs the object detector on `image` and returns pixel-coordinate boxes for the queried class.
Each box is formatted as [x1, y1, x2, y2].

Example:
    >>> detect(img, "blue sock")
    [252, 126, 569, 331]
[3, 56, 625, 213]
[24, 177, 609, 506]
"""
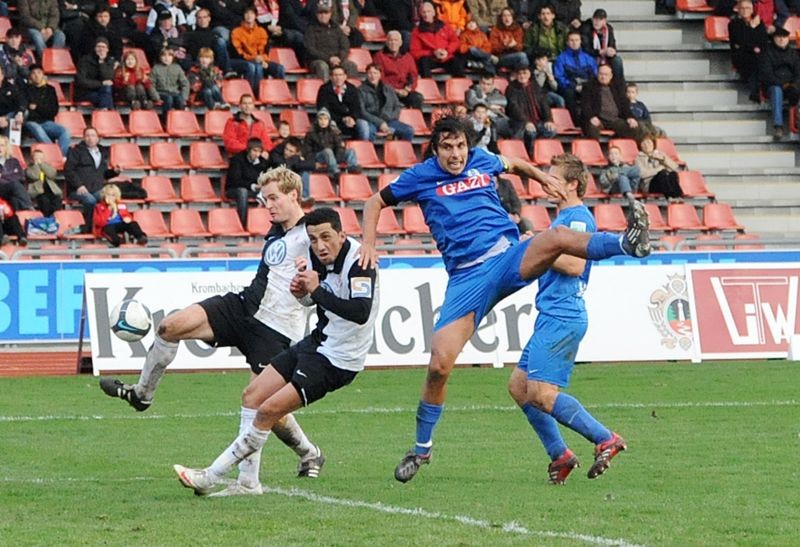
[522, 403, 567, 460]
[550, 393, 612, 445]
[415, 401, 443, 455]
[586, 232, 625, 260]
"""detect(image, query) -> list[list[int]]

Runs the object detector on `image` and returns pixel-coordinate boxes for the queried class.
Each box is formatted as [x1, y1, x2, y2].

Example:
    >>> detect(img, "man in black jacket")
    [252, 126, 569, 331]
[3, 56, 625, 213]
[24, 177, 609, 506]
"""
[759, 26, 800, 140]
[581, 65, 642, 141]
[64, 126, 121, 231]
[226, 138, 269, 226]
[184, 8, 230, 72]
[304, 1, 358, 80]
[580, 9, 622, 80]
[79, 5, 124, 61]
[75, 37, 116, 109]
[24, 65, 71, 156]
[316, 65, 369, 140]
[0, 64, 26, 134]
[505, 65, 556, 154]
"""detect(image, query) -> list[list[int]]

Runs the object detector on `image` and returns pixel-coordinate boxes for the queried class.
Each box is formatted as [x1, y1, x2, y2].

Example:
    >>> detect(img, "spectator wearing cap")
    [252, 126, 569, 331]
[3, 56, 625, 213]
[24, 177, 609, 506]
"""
[76, 37, 117, 109]
[24, 64, 71, 156]
[531, 48, 565, 108]
[316, 64, 370, 140]
[359, 63, 415, 141]
[230, 6, 286, 93]
[18, 0, 66, 58]
[0, 28, 36, 84]
[580, 8, 623, 80]
[505, 64, 556, 153]
[304, 0, 359, 81]
[226, 137, 269, 226]
[410, 1, 466, 78]
[373, 30, 424, 110]
[222, 94, 275, 155]
[80, 5, 125, 61]
[304, 107, 360, 177]
[145, 0, 186, 34]
[149, 11, 192, 71]
[758, 26, 800, 140]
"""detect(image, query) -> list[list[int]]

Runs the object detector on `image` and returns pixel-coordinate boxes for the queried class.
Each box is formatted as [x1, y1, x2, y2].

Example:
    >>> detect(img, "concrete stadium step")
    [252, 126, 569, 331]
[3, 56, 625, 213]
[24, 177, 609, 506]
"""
[732, 210, 800, 237]
[625, 59, 711, 78]
[638, 88, 740, 108]
[710, 181, 800, 203]
[614, 28, 686, 48]
[657, 119, 767, 139]
[582, 0, 654, 18]
[679, 150, 797, 171]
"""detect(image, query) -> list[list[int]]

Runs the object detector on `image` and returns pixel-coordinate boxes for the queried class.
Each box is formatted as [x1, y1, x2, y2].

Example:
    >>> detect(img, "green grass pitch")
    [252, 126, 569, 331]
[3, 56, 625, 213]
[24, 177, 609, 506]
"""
[1, 360, 799, 546]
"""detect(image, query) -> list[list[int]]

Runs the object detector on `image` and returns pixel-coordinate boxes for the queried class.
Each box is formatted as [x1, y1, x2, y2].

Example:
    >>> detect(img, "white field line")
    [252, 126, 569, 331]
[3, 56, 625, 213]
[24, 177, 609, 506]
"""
[0, 399, 797, 423]
[0, 476, 643, 546]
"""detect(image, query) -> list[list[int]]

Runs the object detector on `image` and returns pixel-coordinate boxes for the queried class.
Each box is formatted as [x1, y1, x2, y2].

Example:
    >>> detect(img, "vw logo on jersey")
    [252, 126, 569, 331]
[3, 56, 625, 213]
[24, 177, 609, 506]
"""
[264, 239, 287, 266]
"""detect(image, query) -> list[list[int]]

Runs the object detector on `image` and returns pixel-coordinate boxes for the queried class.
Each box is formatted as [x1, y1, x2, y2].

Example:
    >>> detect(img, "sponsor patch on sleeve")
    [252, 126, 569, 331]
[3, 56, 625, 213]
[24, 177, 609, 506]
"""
[350, 277, 373, 298]
[569, 220, 587, 233]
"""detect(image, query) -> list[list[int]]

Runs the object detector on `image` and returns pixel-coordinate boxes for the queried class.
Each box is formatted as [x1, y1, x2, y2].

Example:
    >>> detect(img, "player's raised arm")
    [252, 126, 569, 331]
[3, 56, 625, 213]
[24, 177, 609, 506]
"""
[502, 155, 568, 201]
[359, 192, 387, 269]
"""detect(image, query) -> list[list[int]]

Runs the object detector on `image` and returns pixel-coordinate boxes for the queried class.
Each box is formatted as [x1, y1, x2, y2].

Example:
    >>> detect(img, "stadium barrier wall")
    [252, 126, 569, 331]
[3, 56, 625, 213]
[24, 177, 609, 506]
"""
[84, 262, 797, 374]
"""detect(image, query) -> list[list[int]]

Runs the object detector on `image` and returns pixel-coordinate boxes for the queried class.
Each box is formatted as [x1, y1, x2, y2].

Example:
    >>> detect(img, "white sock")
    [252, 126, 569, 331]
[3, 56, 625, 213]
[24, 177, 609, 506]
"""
[208, 423, 271, 480]
[237, 407, 263, 487]
[135, 335, 179, 401]
[272, 413, 317, 460]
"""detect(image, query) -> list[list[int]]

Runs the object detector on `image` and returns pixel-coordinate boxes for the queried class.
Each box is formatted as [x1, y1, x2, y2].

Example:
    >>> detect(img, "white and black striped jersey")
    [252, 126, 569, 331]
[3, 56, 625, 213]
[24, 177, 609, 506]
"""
[240, 221, 311, 344]
[301, 237, 379, 372]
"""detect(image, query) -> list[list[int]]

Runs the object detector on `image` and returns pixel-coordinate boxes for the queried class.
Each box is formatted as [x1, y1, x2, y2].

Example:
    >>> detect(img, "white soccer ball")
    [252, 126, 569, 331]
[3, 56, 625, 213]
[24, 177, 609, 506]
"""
[110, 299, 152, 343]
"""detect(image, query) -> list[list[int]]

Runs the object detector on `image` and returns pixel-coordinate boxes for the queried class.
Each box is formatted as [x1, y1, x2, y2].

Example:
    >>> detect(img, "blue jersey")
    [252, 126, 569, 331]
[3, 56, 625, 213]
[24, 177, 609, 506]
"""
[535, 204, 595, 321]
[385, 148, 519, 273]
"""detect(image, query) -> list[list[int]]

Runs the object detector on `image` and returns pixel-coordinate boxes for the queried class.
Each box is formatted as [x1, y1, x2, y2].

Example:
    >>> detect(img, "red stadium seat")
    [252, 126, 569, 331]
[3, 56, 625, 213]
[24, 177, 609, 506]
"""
[339, 174, 373, 202]
[657, 234, 686, 251]
[42, 48, 76, 74]
[259, 78, 296, 106]
[269, 48, 308, 73]
[150, 142, 189, 169]
[533, 139, 564, 166]
[583, 172, 607, 199]
[222, 79, 255, 105]
[250, 109, 278, 136]
[520, 204, 552, 232]
[399, 108, 430, 135]
[54, 209, 93, 240]
[528, 178, 549, 200]
[608, 138, 639, 164]
[166, 110, 204, 137]
[55, 110, 85, 135]
[667, 203, 707, 231]
[377, 208, 405, 235]
[208, 208, 249, 237]
[30, 143, 65, 170]
[415, 78, 446, 104]
[170, 209, 212, 238]
[497, 139, 532, 162]
[51, 80, 72, 106]
[296, 79, 324, 106]
[501, 173, 531, 200]
[357, 16, 387, 41]
[142, 175, 181, 204]
[133, 209, 174, 238]
[704, 16, 730, 42]
[0, 17, 10, 41]
[347, 48, 373, 72]
[180, 174, 221, 203]
[402, 205, 430, 234]
[246, 207, 272, 236]
[378, 172, 399, 190]
[734, 233, 764, 250]
[593, 203, 628, 231]
[656, 137, 686, 166]
[309, 174, 338, 202]
[334, 207, 362, 235]
[110, 143, 150, 170]
[204, 110, 233, 137]
[678, 171, 715, 198]
[347, 140, 386, 168]
[493, 77, 509, 94]
[444, 78, 474, 103]
[644, 203, 671, 232]
[384, 141, 417, 168]
[571, 139, 608, 167]
[782, 15, 800, 36]
[550, 108, 581, 135]
[692, 233, 724, 250]
[92, 110, 131, 137]
[703, 203, 743, 231]
[391, 237, 428, 255]
[279, 109, 311, 136]
[677, 0, 713, 12]
[190, 142, 228, 169]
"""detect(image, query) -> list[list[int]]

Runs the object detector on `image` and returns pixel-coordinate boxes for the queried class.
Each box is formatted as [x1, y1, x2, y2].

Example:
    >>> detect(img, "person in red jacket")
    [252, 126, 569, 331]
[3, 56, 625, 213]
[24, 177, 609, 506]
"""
[410, 1, 466, 77]
[93, 183, 148, 247]
[222, 94, 275, 155]
[373, 30, 424, 109]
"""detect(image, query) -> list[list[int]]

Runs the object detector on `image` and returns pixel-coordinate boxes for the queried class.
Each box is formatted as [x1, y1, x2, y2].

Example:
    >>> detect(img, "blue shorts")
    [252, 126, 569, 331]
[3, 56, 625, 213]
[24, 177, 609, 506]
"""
[435, 238, 533, 331]
[517, 314, 587, 387]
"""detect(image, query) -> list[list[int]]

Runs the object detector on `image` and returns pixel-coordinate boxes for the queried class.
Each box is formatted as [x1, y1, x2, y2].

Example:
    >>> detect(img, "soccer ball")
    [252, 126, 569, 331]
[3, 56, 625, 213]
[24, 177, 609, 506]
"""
[110, 300, 152, 342]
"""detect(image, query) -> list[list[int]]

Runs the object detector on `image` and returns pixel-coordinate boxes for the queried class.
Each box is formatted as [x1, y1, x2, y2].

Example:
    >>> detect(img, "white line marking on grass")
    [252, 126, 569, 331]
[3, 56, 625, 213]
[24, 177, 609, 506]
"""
[0, 476, 642, 546]
[1, 399, 798, 423]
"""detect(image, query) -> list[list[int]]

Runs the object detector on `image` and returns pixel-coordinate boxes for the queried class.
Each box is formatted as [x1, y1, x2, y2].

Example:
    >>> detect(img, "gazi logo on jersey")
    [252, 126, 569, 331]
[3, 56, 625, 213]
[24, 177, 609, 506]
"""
[436, 171, 491, 196]
[710, 274, 798, 346]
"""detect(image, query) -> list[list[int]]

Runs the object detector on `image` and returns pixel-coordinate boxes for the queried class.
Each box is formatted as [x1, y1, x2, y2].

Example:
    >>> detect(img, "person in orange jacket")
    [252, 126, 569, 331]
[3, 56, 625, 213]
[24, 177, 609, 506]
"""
[488, 8, 529, 71]
[432, 0, 470, 33]
[93, 183, 148, 247]
[459, 19, 495, 73]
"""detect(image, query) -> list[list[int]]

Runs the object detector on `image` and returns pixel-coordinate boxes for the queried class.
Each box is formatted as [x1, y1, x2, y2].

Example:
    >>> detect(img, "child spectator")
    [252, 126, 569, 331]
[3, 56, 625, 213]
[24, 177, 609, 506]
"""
[93, 183, 148, 247]
[532, 48, 565, 108]
[459, 19, 496, 73]
[274, 120, 291, 146]
[598, 145, 641, 204]
[188, 47, 227, 110]
[0, 135, 33, 213]
[0, 196, 26, 246]
[469, 102, 498, 152]
[151, 48, 190, 117]
[25, 148, 62, 217]
[635, 135, 684, 202]
[114, 51, 160, 110]
[626, 82, 664, 137]
[304, 108, 359, 177]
